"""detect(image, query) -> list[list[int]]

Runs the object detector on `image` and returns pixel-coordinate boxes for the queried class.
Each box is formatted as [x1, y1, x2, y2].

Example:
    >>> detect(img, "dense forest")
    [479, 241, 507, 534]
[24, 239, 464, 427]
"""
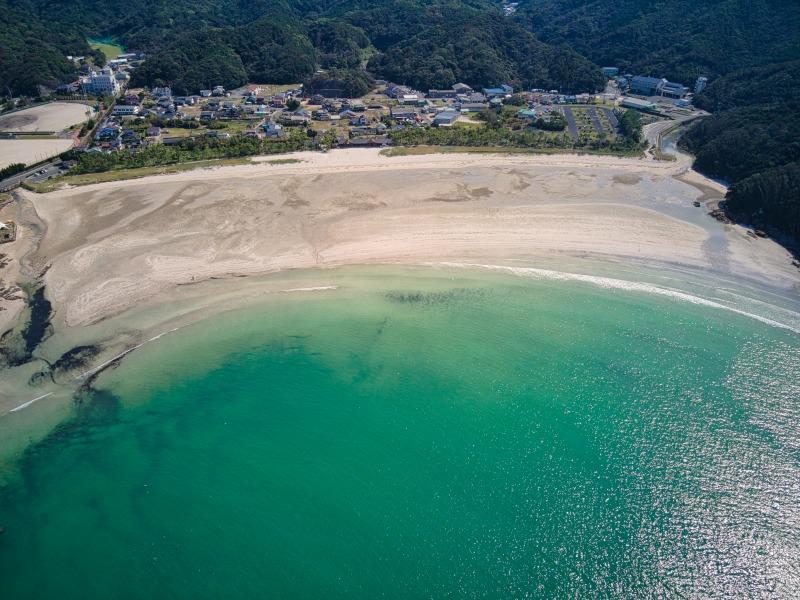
[515, 0, 800, 84]
[517, 0, 800, 242]
[0, 0, 104, 95]
[1, 0, 605, 96]
[368, 13, 603, 91]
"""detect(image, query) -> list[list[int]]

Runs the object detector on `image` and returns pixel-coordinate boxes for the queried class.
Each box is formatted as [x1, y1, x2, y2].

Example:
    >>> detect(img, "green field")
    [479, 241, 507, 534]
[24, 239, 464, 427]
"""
[88, 38, 124, 60]
[23, 157, 254, 192]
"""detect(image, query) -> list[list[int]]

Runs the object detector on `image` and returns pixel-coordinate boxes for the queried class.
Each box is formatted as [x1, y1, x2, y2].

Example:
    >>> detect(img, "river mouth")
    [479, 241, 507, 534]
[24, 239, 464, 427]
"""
[1, 265, 798, 597]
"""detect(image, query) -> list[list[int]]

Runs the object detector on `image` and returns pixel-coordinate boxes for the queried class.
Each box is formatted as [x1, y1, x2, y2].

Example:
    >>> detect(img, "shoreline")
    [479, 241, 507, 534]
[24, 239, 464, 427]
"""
[2, 145, 797, 335]
[1, 146, 799, 464]
[0, 259, 798, 471]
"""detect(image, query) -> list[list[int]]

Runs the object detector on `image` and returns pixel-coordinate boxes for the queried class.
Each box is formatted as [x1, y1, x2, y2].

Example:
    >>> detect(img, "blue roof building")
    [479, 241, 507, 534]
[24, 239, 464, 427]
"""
[433, 111, 460, 127]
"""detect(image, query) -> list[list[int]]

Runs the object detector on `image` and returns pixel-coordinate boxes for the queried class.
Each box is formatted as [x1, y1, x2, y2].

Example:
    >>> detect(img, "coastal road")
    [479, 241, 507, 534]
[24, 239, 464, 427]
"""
[0, 160, 59, 191]
[562, 107, 579, 141]
[587, 107, 606, 138]
[26, 163, 64, 184]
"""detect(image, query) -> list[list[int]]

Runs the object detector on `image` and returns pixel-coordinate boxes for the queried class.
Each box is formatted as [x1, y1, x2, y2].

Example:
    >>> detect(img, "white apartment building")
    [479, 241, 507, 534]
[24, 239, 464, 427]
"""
[81, 68, 121, 96]
[112, 104, 140, 116]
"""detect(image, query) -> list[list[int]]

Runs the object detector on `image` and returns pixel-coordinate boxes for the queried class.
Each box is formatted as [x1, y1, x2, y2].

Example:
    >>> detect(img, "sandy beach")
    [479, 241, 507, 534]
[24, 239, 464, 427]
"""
[2, 148, 799, 331]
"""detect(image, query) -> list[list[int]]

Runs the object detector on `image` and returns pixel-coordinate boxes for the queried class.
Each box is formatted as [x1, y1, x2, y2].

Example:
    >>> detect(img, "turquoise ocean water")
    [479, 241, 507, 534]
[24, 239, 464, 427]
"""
[1, 267, 798, 597]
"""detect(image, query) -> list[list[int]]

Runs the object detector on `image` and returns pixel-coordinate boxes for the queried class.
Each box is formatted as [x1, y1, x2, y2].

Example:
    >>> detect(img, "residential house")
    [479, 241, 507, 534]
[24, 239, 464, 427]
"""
[390, 106, 419, 122]
[349, 114, 370, 126]
[432, 111, 460, 127]
[281, 114, 310, 126]
[346, 136, 392, 147]
[482, 84, 513, 98]
[630, 76, 660, 95]
[459, 102, 489, 113]
[385, 84, 412, 99]
[120, 129, 140, 146]
[263, 122, 284, 138]
[428, 89, 457, 99]
[398, 94, 422, 105]
[95, 126, 121, 141]
[244, 127, 264, 139]
[162, 136, 189, 145]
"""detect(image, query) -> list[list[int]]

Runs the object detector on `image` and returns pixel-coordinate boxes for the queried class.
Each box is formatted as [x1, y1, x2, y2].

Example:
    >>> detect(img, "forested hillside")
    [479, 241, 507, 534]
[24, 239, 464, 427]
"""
[1, 0, 604, 96]
[517, 0, 800, 243]
[368, 13, 603, 91]
[515, 0, 800, 84]
[0, 0, 103, 95]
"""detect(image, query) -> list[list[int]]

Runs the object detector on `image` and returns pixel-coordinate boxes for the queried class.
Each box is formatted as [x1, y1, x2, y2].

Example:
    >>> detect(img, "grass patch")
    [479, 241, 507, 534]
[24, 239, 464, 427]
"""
[15, 134, 59, 140]
[652, 147, 678, 162]
[88, 38, 124, 61]
[265, 158, 302, 165]
[380, 145, 643, 158]
[23, 157, 254, 192]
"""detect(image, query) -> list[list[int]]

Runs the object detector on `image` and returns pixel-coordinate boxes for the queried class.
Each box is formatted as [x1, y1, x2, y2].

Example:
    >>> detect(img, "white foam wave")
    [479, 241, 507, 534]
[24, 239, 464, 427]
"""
[73, 288, 336, 382]
[432, 262, 800, 335]
[75, 327, 181, 380]
[9, 392, 54, 413]
[279, 286, 338, 293]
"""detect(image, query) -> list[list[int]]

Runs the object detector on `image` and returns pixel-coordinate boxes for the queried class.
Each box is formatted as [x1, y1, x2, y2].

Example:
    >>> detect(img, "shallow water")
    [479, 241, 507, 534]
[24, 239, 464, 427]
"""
[1, 268, 799, 598]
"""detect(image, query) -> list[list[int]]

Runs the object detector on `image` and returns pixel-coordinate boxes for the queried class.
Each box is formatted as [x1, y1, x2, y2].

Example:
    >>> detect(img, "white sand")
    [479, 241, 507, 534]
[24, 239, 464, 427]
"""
[0, 102, 93, 132]
[0, 139, 74, 170]
[10, 148, 796, 329]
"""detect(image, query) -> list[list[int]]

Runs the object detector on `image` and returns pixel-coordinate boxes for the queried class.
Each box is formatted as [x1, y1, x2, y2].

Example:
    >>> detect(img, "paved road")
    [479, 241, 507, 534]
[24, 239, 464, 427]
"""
[26, 163, 64, 184]
[0, 161, 57, 191]
[601, 107, 619, 131]
[587, 107, 605, 138]
[562, 107, 579, 141]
